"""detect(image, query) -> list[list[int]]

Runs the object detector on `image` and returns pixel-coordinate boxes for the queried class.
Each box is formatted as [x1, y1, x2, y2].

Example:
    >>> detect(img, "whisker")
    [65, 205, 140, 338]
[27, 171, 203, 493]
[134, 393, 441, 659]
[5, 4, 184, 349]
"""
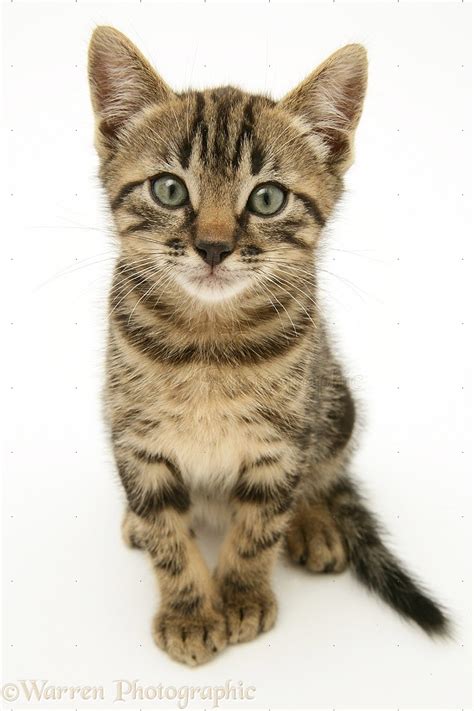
[251, 274, 297, 337]
[127, 268, 174, 324]
[151, 268, 178, 309]
[319, 268, 378, 303]
[34, 255, 119, 291]
[109, 262, 169, 315]
[257, 271, 318, 328]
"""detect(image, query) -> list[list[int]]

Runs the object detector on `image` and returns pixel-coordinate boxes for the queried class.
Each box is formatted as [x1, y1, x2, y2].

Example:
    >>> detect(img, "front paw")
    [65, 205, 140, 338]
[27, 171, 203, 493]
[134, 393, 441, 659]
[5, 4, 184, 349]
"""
[219, 577, 277, 644]
[152, 605, 227, 666]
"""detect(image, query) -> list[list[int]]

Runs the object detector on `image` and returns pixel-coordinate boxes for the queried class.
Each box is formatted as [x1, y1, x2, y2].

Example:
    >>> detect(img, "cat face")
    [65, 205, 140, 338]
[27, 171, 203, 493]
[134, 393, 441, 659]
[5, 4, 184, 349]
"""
[89, 27, 367, 304]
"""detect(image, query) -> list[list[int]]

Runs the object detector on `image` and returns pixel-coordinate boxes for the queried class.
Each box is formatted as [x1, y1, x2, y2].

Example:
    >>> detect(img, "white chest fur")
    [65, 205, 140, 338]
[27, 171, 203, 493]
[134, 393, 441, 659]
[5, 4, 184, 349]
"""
[163, 403, 244, 491]
[149, 369, 258, 494]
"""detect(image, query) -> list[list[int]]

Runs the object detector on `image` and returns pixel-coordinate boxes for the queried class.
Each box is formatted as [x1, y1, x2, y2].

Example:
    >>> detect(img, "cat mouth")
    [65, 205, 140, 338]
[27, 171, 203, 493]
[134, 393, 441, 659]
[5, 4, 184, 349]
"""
[190, 270, 236, 289]
[176, 266, 250, 302]
[187, 263, 236, 286]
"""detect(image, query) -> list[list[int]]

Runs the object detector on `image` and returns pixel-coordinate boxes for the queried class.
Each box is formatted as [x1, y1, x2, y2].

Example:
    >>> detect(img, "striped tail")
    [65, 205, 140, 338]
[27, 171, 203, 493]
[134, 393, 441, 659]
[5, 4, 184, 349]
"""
[327, 477, 450, 636]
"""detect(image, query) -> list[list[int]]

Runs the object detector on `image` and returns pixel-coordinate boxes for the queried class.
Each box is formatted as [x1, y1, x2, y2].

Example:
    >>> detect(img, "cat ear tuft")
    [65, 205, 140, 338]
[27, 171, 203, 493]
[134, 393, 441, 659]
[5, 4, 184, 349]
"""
[88, 26, 174, 144]
[279, 44, 368, 172]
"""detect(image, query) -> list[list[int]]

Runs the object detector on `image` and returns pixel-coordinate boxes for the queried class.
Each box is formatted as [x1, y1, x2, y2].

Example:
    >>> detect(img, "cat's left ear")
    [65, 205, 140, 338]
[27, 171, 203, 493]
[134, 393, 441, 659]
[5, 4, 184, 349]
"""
[279, 44, 368, 173]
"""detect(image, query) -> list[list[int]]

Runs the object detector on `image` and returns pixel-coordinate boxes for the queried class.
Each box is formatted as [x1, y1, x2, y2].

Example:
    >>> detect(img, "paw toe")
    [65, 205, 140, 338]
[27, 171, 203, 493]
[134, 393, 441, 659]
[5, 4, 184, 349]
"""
[287, 526, 307, 564]
[287, 511, 348, 575]
[224, 594, 277, 644]
[152, 609, 227, 666]
[306, 534, 347, 573]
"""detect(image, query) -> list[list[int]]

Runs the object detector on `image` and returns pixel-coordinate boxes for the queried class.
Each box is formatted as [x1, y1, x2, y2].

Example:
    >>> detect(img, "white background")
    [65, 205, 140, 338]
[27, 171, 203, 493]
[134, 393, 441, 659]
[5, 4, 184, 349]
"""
[1, 1, 472, 709]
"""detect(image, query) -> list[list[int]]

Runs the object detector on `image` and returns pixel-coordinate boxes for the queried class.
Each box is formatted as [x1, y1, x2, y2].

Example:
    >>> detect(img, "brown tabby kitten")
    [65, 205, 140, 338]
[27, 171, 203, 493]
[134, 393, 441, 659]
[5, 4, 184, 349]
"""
[88, 27, 448, 665]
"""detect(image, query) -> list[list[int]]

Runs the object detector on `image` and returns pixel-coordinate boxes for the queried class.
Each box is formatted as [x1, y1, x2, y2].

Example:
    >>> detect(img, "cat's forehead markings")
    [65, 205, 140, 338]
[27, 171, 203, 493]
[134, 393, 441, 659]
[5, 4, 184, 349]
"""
[173, 89, 275, 177]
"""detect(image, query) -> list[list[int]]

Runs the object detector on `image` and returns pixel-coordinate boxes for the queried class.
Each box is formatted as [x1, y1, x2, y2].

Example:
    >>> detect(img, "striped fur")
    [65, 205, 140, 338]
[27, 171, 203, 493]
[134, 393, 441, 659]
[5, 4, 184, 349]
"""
[88, 27, 449, 666]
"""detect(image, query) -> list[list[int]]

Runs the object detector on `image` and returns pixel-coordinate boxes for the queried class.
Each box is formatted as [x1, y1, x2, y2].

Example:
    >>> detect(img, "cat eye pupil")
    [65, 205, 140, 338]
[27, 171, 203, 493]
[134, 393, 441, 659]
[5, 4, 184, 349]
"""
[150, 174, 189, 208]
[247, 183, 286, 216]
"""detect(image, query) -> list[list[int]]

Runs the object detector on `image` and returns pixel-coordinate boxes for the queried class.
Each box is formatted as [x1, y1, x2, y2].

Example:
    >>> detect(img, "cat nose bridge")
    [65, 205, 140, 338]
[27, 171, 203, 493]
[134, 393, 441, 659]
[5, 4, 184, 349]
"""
[194, 206, 237, 266]
[195, 205, 236, 246]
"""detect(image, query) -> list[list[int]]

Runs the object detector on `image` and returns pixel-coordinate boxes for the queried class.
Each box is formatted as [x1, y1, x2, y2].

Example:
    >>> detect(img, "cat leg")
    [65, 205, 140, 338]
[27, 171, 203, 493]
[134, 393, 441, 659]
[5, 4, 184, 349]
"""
[215, 454, 298, 644]
[149, 510, 227, 666]
[115, 449, 227, 666]
[285, 372, 353, 573]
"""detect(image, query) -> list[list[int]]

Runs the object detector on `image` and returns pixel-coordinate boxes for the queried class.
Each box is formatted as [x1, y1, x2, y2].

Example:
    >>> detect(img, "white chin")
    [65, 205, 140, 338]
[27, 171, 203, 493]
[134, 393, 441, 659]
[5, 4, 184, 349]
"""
[176, 273, 250, 303]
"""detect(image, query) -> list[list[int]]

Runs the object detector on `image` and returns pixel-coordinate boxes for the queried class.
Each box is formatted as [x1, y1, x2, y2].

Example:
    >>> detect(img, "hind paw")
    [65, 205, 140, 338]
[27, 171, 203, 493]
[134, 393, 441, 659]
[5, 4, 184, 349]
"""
[287, 501, 348, 573]
[121, 508, 148, 549]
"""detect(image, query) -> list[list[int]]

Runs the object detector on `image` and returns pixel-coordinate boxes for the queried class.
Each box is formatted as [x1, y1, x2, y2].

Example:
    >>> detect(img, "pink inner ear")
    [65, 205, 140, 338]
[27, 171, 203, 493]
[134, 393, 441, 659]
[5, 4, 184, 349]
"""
[89, 28, 175, 141]
[90, 58, 117, 118]
[278, 45, 367, 169]
[313, 69, 366, 162]
[89, 54, 128, 140]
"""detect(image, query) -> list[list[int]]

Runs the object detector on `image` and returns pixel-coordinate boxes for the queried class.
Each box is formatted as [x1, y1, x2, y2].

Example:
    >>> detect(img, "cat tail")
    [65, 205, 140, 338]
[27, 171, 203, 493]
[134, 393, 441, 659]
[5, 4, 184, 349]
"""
[327, 476, 451, 637]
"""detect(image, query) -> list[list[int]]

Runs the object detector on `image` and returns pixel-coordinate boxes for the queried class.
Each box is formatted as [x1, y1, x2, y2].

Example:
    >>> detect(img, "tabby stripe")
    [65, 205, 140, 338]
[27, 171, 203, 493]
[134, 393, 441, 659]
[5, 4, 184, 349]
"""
[153, 556, 185, 577]
[132, 483, 189, 517]
[278, 231, 310, 250]
[200, 118, 209, 163]
[112, 262, 166, 312]
[252, 454, 281, 467]
[238, 530, 283, 559]
[132, 448, 165, 465]
[121, 220, 154, 235]
[118, 462, 190, 517]
[221, 573, 253, 595]
[149, 537, 187, 576]
[111, 274, 187, 323]
[294, 191, 326, 228]
[112, 307, 311, 366]
[141, 482, 190, 516]
[170, 595, 203, 614]
[232, 98, 255, 169]
[121, 203, 177, 230]
[126, 203, 166, 222]
[242, 293, 294, 322]
[326, 385, 356, 455]
[251, 141, 265, 175]
[179, 92, 205, 169]
[111, 180, 143, 211]
[212, 91, 232, 163]
[258, 407, 311, 447]
[241, 454, 281, 474]
[232, 473, 299, 507]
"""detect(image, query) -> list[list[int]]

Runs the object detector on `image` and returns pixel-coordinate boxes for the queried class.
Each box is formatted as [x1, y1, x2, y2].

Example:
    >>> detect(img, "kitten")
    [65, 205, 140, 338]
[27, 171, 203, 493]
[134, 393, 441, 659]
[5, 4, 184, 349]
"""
[88, 26, 449, 666]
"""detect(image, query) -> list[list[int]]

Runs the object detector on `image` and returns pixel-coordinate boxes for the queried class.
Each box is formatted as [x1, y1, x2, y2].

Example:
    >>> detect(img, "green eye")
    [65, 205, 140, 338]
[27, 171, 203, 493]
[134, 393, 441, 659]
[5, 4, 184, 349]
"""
[247, 183, 287, 216]
[150, 174, 189, 208]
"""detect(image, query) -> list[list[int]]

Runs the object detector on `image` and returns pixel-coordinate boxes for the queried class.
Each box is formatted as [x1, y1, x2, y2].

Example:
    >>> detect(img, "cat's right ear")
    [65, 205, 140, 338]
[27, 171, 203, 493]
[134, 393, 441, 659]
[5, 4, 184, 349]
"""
[88, 26, 174, 151]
